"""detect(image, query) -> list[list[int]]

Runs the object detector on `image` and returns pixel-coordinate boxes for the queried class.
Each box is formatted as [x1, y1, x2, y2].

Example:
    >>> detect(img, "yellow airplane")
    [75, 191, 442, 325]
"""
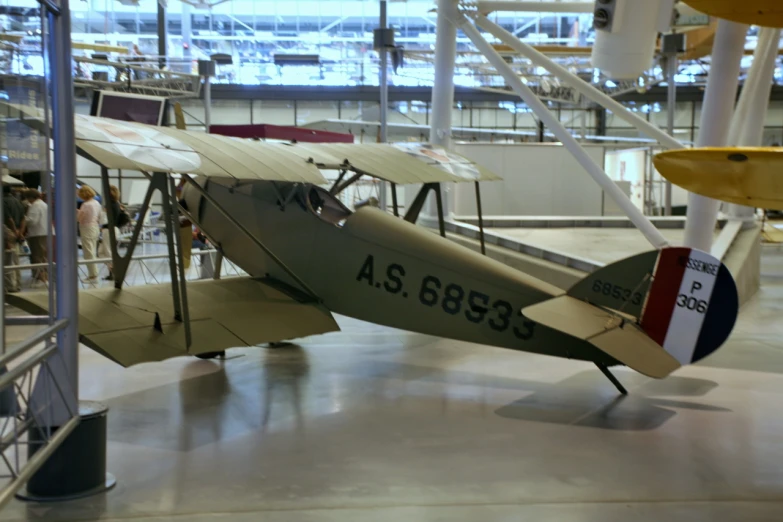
[4, 105, 740, 394]
[682, 0, 783, 28]
[654, 147, 783, 209]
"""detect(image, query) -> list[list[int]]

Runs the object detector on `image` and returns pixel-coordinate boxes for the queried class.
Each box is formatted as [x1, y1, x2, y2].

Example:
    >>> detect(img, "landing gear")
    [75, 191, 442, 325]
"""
[595, 363, 628, 395]
[196, 350, 226, 360]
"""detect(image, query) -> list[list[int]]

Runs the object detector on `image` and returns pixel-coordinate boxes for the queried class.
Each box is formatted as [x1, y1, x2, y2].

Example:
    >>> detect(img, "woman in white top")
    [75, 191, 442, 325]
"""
[76, 185, 101, 281]
[24, 189, 51, 283]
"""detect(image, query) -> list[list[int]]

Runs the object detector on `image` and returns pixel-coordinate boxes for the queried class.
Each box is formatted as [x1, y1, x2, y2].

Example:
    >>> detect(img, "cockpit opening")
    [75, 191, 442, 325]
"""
[302, 185, 353, 226]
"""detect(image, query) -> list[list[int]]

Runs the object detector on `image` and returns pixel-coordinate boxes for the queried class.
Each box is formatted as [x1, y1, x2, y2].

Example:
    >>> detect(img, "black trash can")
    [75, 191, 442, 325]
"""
[18, 400, 116, 502]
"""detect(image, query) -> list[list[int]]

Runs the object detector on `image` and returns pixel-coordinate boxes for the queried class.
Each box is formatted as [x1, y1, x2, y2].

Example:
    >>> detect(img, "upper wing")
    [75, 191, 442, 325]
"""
[0, 102, 501, 185]
[0, 102, 328, 184]
[73, 114, 331, 184]
[288, 142, 501, 183]
[7, 277, 339, 367]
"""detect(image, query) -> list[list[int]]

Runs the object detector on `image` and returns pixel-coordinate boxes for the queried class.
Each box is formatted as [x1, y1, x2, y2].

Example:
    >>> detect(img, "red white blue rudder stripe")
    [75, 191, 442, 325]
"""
[640, 247, 738, 364]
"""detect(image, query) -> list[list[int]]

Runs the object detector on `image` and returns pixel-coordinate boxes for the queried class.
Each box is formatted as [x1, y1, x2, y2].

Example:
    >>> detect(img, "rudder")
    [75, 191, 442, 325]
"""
[638, 247, 738, 365]
[568, 247, 738, 366]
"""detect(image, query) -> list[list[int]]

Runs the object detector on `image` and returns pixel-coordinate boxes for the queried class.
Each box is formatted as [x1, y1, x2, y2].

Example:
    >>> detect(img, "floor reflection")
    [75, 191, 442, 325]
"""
[261, 344, 310, 434]
[176, 360, 233, 452]
[23, 492, 107, 522]
[495, 370, 729, 431]
[106, 345, 313, 451]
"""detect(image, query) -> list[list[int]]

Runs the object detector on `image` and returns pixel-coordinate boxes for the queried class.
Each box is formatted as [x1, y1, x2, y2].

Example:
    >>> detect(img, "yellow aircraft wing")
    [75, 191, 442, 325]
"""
[682, 0, 783, 28]
[7, 278, 339, 367]
[653, 147, 783, 209]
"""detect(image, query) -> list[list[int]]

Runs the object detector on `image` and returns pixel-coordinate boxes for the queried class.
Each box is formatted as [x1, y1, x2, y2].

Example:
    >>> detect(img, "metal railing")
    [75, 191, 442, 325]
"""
[0, 319, 79, 510]
[4, 247, 247, 292]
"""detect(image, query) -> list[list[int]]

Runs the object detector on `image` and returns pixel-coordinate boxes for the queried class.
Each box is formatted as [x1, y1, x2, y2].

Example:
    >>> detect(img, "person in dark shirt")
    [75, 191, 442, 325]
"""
[3, 185, 25, 292]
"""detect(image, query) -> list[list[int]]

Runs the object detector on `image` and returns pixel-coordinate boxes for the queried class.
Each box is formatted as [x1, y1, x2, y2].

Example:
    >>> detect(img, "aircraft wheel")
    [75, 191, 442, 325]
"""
[196, 350, 226, 360]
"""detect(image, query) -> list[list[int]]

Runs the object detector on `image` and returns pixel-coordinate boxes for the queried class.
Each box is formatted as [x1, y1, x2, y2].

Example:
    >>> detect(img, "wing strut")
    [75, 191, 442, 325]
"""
[101, 166, 153, 288]
[433, 183, 446, 238]
[595, 363, 628, 395]
[164, 173, 192, 348]
[391, 182, 399, 217]
[404, 182, 445, 237]
[183, 175, 320, 301]
[329, 169, 348, 195]
[332, 171, 364, 195]
[474, 181, 486, 255]
[404, 183, 432, 224]
[102, 169, 194, 349]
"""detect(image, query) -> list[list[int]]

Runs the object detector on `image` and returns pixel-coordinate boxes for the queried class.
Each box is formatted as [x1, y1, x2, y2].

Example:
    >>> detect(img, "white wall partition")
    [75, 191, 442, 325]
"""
[451, 142, 607, 216]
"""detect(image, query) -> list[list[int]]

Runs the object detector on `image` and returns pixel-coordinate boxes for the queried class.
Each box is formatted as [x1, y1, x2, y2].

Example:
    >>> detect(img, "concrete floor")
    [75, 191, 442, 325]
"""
[489, 227, 719, 265]
[3, 248, 783, 521]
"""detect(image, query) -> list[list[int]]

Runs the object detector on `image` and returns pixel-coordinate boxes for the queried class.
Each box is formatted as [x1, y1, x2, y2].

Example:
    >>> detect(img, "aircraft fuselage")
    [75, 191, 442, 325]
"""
[182, 178, 615, 364]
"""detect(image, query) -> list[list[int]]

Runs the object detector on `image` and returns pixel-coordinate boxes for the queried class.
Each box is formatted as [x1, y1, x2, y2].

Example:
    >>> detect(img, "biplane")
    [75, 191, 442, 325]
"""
[3, 104, 739, 394]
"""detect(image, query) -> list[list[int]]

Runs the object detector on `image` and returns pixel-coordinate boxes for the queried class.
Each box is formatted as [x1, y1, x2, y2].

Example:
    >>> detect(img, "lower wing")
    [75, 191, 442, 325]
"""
[7, 278, 339, 367]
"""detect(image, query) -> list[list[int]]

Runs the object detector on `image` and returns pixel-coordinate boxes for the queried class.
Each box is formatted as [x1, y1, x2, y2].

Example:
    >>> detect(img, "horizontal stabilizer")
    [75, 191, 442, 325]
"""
[7, 278, 339, 367]
[522, 295, 680, 378]
[534, 247, 738, 378]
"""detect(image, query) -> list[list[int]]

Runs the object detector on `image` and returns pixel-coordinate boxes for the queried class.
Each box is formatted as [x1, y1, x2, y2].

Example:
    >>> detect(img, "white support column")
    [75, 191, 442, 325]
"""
[455, 12, 668, 249]
[474, 15, 684, 150]
[426, 0, 460, 221]
[429, 0, 458, 148]
[737, 28, 781, 145]
[203, 74, 211, 132]
[727, 27, 781, 223]
[378, 0, 389, 211]
[683, 20, 748, 251]
[379, 0, 389, 145]
[664, 52, 677, 215]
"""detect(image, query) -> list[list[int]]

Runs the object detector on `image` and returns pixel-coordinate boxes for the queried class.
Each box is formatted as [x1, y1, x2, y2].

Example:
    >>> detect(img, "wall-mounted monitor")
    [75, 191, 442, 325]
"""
[90, 91, 169, 126]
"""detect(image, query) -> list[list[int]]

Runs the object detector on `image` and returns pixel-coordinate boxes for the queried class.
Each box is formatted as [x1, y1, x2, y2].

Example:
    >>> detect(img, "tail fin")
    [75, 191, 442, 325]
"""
[570, 247, 738, 366]
[527, 247, 739, 377]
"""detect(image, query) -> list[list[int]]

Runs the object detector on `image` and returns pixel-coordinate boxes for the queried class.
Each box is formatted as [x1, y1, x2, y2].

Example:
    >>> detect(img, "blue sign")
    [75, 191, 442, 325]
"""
[2, 85, 45, 172]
